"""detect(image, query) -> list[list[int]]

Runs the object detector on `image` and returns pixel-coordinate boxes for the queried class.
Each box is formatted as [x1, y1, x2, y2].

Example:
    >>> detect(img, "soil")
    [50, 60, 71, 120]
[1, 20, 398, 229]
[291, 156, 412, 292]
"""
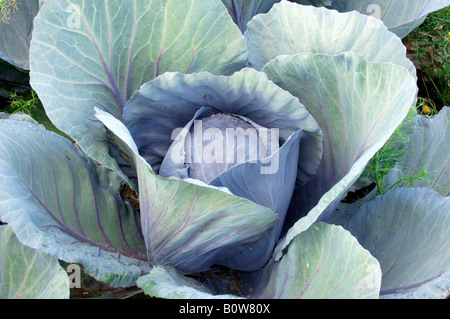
[123, 185, 140, 213]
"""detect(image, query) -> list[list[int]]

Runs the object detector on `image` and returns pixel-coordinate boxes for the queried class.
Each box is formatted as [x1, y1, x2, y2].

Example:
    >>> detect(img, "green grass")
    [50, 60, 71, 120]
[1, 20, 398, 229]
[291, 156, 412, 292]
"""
[368, 108, 417, 195]
[404, 5, 450, 114]
[1, 89, 70, 138]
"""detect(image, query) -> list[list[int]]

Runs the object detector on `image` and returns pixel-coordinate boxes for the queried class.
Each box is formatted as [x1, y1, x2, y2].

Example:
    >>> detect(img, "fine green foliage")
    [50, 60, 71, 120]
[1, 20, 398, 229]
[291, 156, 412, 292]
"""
[405, 5, 450, 110]
[365, 108, 420, 195]
[2, 90, 69, 137]
[8, 90, 39, 115]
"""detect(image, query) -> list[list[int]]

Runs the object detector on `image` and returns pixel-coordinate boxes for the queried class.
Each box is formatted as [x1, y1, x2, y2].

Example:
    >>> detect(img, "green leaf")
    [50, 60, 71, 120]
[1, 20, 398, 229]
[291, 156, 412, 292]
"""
[96, 109, 278, 274]
[30, 0, 247, 174]
[341, 188, 450, 299]
[0, 225, 69, 299]
[245, 0, 415, 78]
[264, 52, 417, 256]
[253, 223, 381, 299]
[137, 266, 243, 299]
[264, 52, 416, 197]
[0, 119, 150, 288]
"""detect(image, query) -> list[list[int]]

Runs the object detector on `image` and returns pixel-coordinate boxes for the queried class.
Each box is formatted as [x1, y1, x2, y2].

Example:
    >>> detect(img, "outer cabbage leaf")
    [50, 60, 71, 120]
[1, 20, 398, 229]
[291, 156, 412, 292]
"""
[96, 109, 278, 274]
[245, 0, 416, 79]
[0, 119, 151, 287]
[137, 266, 243, 299]
[252, 223, 381, 299]
[385, 107, 449, 196]
[385, 15, 427, 40]
[0, 225, 69, 299]
[0, 0, 39, 70]
[264, 52, 417, 259]
[30, 0, 247, 175]
[221, 0, 280, 33]
[340, 188, 450, 299]
[331, 0, 450, 38]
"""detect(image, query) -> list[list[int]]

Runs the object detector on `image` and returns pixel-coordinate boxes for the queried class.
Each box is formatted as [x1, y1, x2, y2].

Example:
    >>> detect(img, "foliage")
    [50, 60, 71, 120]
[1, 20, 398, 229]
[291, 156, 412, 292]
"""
[0, 0, 18, 24]
[0, 0, 449, 300]
[8, 90, 39, 115]
[404, 5, 450, 111]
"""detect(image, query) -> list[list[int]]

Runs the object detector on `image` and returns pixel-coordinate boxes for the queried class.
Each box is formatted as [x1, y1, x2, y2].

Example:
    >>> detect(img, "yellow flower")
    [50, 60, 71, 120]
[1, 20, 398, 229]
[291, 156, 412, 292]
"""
[422, 104, 431, 115]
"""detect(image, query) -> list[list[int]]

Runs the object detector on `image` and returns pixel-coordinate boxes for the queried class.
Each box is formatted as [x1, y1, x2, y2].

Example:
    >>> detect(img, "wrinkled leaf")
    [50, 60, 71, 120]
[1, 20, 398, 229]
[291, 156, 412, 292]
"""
[96, 109, 278, 274]
[0, 119, 150, 287]
[265, 52, 417, 260]
[0, 225, 69, 299]
[340, 188, 450, 299]
[30, 0, 247, 174]
[245, 0, 415, 78]
[265, 52, 417, 236]
[331, 0, 450, 38]
[253, 223, 382, 299]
